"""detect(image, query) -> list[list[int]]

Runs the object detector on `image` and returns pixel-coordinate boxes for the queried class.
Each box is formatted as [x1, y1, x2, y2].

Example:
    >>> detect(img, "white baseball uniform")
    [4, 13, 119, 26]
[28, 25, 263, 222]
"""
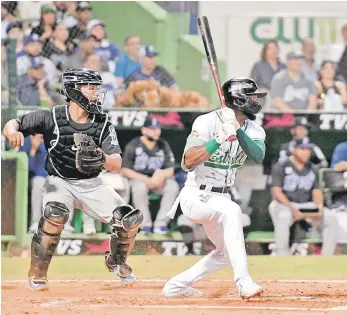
[165, 109, 265, 292]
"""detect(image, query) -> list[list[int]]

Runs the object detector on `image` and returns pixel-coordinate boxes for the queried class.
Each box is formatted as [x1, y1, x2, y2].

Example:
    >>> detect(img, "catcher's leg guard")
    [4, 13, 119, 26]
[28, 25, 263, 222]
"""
[28, 202, 70, 283]
[105, 205, 143, 275]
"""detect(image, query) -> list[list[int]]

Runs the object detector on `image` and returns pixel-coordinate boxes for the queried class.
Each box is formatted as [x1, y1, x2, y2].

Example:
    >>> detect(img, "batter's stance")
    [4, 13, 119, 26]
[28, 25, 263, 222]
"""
[3, 68, 143, 290]
[163, 78, 266, 300]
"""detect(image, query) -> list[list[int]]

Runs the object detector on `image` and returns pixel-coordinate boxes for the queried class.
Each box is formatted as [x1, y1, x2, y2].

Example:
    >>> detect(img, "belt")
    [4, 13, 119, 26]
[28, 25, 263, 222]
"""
[199, 185, 231, 194]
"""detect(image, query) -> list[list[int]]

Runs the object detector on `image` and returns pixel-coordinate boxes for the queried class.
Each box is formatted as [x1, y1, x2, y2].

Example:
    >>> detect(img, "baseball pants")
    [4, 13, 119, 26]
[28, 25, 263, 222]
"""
[129, 177, 179, 228]
[164, 185, 251, 294]
[42, 175, 126, 224]
[269, 200, 338, 255]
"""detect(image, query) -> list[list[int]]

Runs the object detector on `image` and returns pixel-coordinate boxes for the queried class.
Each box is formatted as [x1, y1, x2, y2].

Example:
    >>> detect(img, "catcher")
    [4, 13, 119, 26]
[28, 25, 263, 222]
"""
[3, 68, 143, 290]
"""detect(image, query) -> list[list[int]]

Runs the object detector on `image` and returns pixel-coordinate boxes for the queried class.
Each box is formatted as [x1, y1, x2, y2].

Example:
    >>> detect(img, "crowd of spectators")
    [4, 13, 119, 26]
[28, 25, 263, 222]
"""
[250, 25, 347, 112]
[1, 1, 211, 109]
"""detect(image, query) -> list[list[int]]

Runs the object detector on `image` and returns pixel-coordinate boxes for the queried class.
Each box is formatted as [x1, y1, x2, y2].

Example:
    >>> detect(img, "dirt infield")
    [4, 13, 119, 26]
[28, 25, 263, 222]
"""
[2, 279, 347, 315]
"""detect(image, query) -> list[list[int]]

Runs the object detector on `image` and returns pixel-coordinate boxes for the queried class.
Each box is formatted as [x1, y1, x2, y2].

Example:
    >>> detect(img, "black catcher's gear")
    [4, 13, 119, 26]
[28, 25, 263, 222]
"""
[28, 202, 70, 280]
[61, 68, 104, 114]
[222, 78, 266, 120]
[106, 205, 143, 269]
[47, 105, 108, 179]
[73, 133, 106, 175]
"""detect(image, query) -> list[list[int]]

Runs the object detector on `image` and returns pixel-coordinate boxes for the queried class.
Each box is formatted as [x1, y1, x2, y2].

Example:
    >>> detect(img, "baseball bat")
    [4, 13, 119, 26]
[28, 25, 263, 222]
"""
[198, 16, 236, 142]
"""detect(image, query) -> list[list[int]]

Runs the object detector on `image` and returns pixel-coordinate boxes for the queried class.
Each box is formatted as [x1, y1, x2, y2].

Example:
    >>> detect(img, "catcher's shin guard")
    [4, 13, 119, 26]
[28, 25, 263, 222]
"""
[28, 202, 70, 280]
[106, 205, 143, 269]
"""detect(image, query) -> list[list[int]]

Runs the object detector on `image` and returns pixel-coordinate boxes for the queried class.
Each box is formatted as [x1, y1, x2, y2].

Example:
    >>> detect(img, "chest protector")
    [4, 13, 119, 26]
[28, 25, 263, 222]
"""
[46, 105, 108, 179]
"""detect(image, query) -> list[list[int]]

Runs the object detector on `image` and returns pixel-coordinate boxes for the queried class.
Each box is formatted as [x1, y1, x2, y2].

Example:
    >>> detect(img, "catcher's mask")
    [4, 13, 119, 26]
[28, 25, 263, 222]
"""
[61, 68, 106, 114]
[222, 78, 266, 120]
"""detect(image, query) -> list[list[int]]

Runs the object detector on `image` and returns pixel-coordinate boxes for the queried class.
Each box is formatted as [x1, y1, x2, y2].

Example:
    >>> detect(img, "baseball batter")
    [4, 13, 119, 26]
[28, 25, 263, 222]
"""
[163, 78, 266, 300]
[3, 68, 143, 290]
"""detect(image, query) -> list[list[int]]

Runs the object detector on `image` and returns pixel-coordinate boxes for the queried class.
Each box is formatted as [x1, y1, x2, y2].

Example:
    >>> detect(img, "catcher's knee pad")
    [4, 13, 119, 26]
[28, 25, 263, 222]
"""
[29, 202, 70, 279]
[41, 201, 70, 235]
[108, 205, 143, 266]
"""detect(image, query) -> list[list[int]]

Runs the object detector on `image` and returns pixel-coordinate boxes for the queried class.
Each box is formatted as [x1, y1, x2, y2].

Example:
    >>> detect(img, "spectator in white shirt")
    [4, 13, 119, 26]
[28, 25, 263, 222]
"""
[329, 24, 347, 63]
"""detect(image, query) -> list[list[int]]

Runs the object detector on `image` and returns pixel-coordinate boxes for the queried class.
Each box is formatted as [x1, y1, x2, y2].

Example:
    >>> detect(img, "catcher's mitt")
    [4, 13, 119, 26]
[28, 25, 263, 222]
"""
[73, 133, 106, 175]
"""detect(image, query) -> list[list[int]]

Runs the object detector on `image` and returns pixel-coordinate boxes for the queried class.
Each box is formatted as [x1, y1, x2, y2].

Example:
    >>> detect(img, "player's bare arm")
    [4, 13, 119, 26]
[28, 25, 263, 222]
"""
[271, 186, 305, 221]
[121, 168, 150, 182]
[104, 153, 122, 172]
[3, 119, 24, 150]
[183, 146, 213, 171]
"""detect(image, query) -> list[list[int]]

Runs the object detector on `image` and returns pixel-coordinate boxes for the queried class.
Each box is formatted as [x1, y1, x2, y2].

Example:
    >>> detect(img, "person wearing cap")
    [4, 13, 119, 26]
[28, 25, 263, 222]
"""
[16, 34, 57, 83]
[278, 116, 327, 168]
[17, 56, 53, 107]
[1, 1, 18, 39]
[121, 116, 179, 234]
[6, 21, 23, 52]
[30, 4, 57, 42]
[124, 45, 178, 91]
[87, 19, 120, 73]
[270, 51, 317, 112]
[269, 137, 338, 256]
[114, 35, 142, 85]
[68, 1, 92, 47]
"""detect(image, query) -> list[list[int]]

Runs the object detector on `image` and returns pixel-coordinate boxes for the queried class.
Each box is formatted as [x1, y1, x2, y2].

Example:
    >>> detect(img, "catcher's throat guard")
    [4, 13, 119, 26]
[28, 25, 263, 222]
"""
[222, 78, 266, 120]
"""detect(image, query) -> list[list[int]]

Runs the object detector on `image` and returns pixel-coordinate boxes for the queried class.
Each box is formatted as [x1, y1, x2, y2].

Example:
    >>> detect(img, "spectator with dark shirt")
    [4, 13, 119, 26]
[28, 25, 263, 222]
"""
[17, 56, 53, 107]
[68, 1, 92, 48]
[87, 19, 120, 73]
[115, 35, 141, 85]
[124, 45, 178, 90]
[269, 138, 337, 256]
[278, 116, 327, 168]
[41, 23, 73, 72]
[250, 40, 286, 96]
[121, 116, 179, 234]
[30, 4, 57, 43]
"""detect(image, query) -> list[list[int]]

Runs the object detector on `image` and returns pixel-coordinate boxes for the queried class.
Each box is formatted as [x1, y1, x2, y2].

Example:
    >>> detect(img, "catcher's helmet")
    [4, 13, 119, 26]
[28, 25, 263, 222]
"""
[222, 78, 267, 120]
[61, 68, 105, 114]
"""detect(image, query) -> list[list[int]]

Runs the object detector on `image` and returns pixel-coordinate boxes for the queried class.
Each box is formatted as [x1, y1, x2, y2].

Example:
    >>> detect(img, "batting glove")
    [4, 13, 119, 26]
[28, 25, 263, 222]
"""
[216, 122, 237, 144]
[220, 107, 240, 131]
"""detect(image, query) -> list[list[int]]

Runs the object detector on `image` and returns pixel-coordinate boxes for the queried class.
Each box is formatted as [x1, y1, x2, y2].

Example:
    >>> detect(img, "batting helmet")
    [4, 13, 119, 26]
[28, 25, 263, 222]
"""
[222, 78, 267, 120]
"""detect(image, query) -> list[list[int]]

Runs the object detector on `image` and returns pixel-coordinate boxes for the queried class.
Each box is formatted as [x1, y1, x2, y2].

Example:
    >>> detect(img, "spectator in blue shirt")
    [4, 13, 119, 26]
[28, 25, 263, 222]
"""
[87, 19, 120, 74]
[331, 141, 347, 170]
[114, 35, 141, 85]
[20, 135, 75, 233]
[124, 45, 179, 91]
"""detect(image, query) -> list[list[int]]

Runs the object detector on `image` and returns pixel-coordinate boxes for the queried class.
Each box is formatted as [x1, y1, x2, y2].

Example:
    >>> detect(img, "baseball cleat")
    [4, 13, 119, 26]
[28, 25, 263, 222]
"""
[104, 251, 136, 286]
[28, 278, 48, 291]
[236, 279, 263, 300]
[162, 286, 203, 298]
